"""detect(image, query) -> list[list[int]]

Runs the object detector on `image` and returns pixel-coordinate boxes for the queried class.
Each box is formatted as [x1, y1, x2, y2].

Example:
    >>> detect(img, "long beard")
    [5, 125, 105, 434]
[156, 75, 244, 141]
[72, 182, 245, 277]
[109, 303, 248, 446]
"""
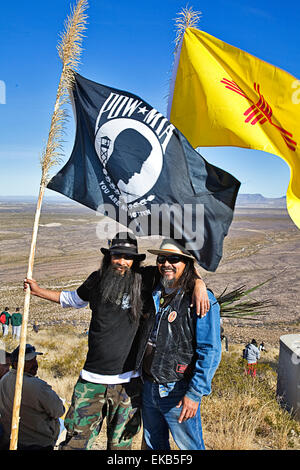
[99, 264, 134, 306]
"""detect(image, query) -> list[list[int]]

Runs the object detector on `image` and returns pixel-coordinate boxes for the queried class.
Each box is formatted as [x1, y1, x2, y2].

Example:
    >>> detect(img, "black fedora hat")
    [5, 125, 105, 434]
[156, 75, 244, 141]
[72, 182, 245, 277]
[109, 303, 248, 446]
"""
[101, 232, 146, 261]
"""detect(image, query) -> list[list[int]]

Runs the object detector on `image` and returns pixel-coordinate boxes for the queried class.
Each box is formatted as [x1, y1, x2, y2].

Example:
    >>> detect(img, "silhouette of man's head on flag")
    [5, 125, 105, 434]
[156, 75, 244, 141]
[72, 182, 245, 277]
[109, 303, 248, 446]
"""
[106, 128, 152, 199]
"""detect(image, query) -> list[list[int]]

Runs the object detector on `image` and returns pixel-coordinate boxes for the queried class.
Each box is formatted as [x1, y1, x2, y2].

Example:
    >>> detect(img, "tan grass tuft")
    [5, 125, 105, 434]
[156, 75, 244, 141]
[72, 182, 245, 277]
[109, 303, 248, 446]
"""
[174, 6, 202, 53]
[41, 0, 89, 184]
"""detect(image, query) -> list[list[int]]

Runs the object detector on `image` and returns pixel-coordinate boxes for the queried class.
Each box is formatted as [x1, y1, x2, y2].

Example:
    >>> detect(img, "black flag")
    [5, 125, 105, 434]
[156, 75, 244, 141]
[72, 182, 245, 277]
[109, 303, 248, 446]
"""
[47, 73, 240, 271]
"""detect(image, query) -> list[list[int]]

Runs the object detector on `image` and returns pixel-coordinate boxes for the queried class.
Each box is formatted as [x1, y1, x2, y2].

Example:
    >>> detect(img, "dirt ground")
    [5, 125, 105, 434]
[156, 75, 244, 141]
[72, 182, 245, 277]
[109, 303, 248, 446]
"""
[0, 198, 299, 349]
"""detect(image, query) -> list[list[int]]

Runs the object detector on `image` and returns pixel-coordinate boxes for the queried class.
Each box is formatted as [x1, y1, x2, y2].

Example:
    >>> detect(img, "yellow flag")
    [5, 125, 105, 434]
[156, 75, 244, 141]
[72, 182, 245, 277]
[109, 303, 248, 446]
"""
[168, 28, 300, 228]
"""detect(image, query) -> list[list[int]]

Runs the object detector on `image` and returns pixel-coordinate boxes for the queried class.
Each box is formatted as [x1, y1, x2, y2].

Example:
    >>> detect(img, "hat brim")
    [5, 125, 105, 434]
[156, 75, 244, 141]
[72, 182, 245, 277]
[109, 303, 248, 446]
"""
[101, 247, 146, 261]
[148, 248, 194, 260]
[25, 352, 43, 361]
[11, 351, 43, 362]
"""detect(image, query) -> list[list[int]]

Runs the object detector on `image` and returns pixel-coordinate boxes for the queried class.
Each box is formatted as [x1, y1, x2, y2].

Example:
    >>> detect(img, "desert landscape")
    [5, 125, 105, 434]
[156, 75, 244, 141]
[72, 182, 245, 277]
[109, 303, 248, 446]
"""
[0, 193, 299, 450]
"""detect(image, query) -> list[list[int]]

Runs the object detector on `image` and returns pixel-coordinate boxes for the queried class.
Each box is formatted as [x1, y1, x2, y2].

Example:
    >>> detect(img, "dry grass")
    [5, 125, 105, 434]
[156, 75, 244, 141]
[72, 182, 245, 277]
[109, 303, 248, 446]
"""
[201, 346, 300, 450]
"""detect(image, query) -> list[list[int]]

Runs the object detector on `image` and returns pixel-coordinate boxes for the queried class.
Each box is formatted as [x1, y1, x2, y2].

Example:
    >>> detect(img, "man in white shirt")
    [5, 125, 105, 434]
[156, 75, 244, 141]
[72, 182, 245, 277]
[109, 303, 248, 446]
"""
[24, 232, 147, 450]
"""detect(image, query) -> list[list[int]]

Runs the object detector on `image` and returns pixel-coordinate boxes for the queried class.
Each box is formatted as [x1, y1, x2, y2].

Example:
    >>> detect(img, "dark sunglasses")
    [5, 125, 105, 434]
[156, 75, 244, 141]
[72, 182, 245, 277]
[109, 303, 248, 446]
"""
[156, 254, 185, 264]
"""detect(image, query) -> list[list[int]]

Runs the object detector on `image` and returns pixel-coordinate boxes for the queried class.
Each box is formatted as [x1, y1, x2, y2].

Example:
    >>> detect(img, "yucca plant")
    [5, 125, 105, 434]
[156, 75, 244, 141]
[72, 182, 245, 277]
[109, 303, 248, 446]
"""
[217, 277, 274, 319]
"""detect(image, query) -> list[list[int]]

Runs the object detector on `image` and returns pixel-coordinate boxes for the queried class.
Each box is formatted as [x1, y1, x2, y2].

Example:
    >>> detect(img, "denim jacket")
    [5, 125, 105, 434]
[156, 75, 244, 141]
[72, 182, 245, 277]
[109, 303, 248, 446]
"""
[138, 287, 222, 402]
[185, 290, 222, 402]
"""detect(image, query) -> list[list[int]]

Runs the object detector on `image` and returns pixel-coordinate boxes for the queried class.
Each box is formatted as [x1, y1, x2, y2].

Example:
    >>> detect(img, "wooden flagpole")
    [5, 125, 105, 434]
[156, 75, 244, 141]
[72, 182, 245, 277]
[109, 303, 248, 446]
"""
[9, 0, 88, 450]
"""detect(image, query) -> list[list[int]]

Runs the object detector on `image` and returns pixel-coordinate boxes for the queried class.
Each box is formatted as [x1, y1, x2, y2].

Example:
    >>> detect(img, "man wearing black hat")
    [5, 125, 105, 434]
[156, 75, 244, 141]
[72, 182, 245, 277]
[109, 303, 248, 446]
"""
[0, 344, 65, 450]
[24, 232, 209, 450]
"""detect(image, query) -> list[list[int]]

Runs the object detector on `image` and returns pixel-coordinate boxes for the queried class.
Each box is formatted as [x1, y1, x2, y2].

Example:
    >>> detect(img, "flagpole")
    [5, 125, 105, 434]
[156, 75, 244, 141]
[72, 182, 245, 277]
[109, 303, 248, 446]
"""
[9, 0, 88, 450]
[9, 183, 45, 451]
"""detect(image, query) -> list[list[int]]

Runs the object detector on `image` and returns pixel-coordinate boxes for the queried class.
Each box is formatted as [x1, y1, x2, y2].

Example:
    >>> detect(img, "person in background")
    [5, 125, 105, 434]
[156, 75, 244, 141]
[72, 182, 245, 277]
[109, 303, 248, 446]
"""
[33, 321, 40, 333]
[0, 344, 65, 450]
[259, 341, 267, 353]
[244, 339, 260, 378]
[11, 307, 22, 339]
[0, 308, 11, 337]
[220, 317, 229, 352]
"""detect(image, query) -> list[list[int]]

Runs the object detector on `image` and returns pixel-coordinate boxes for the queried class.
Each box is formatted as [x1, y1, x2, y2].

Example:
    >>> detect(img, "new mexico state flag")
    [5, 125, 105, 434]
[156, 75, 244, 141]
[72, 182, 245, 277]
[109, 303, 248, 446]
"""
[167, 27, 300, 228]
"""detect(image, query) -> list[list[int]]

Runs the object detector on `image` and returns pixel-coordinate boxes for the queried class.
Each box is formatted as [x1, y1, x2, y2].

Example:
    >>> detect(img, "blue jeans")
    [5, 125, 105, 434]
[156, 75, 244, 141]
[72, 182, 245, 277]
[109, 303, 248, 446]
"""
[142, 379, 205, 450]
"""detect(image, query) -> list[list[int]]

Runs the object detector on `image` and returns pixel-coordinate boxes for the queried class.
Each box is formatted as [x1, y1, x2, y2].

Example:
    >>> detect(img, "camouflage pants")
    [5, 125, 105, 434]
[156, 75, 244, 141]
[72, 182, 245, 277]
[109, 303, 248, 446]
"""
[60, 376, 142, 450]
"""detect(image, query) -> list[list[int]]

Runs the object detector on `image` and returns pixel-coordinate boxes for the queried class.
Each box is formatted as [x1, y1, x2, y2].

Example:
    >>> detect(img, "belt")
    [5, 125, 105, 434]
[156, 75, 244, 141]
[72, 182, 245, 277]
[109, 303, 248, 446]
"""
[143, 373, 159, 384]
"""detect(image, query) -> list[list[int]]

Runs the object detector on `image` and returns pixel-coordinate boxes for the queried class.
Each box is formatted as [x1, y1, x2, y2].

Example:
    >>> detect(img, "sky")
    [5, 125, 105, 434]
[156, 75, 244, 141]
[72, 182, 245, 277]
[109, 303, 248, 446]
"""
[0, 0, 299, 200]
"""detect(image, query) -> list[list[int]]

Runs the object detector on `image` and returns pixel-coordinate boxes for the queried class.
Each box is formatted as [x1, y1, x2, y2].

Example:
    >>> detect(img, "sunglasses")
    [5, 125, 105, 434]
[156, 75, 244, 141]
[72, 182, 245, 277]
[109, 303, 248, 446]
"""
[156, 254, 185, 264]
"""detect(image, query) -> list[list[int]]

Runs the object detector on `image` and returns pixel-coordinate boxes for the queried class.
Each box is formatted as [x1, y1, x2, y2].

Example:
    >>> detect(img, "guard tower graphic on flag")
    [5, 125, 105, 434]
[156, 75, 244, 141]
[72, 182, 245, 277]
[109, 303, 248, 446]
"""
[100, 136, 111, 165]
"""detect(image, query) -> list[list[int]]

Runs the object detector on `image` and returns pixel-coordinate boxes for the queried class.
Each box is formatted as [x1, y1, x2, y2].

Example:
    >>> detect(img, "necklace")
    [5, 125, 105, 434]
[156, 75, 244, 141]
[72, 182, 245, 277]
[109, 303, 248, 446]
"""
[160, 289, 174, 307]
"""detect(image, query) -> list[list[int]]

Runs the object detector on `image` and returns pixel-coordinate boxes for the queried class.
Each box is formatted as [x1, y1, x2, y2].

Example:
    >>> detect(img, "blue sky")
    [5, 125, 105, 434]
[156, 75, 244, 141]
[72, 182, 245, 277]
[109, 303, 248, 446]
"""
[0, 0, 299, 199]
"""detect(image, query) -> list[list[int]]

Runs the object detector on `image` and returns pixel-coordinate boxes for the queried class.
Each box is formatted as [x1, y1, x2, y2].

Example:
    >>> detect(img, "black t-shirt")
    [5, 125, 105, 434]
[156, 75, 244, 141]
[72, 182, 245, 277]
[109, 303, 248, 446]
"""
[76, 270, 145, 375]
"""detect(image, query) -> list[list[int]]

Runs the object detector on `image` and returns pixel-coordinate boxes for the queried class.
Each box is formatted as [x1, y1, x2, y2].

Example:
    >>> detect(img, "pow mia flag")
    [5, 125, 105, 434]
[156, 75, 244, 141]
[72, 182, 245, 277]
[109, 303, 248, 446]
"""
[47, 73, 240, 271]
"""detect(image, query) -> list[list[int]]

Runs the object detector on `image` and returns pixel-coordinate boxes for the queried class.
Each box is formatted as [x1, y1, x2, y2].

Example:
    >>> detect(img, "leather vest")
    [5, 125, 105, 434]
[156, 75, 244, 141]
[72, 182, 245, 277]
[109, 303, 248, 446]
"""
[135, 289, 197, 384]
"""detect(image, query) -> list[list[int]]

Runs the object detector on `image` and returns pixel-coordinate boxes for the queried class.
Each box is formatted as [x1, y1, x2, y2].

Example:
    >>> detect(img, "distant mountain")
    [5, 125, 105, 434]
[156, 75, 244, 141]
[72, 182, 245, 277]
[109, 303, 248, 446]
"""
[236, 193, 286, 207]
[0, 193, 287, 208]
[0, 195, 74, 203]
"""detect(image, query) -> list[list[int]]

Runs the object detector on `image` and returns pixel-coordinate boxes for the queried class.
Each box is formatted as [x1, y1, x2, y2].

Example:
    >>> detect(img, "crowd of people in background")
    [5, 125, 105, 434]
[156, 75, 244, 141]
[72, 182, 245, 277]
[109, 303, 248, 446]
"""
[0, 307, 23, 339]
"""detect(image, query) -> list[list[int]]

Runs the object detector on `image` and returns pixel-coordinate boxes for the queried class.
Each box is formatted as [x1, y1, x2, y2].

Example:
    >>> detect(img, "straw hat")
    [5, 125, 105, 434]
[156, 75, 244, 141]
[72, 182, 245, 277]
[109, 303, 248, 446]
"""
[148, 239, 194, 260]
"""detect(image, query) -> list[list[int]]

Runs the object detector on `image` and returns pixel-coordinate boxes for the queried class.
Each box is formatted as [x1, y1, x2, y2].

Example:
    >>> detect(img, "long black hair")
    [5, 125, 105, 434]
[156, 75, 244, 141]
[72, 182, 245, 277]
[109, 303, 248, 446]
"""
[175, 258, 198, 293]
[98, 254, 143, 323]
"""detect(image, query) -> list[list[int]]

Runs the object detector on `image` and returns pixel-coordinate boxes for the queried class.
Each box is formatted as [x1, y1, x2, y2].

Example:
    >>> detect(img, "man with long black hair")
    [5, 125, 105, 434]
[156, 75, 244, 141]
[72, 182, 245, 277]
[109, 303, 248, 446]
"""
[24, 232, 209, 450]
[24, 232, 145, 450]
[135, 239, 222, 450]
